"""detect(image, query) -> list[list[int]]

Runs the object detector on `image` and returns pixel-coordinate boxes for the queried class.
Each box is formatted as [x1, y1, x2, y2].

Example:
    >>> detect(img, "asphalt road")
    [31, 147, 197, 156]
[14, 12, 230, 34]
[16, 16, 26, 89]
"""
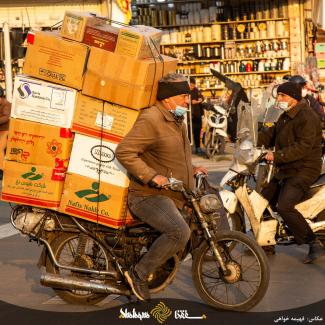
[0, 151, 324, 314]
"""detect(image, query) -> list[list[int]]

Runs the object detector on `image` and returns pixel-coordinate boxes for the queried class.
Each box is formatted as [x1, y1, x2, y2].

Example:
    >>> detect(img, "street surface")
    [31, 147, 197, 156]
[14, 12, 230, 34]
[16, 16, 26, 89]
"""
[0, 145, 324, 313]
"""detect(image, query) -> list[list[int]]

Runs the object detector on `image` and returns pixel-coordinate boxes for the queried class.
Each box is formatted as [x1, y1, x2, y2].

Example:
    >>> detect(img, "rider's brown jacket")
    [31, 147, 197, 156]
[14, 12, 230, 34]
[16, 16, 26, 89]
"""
[115, 101, 194, 208]
[258, 98, 322, 182]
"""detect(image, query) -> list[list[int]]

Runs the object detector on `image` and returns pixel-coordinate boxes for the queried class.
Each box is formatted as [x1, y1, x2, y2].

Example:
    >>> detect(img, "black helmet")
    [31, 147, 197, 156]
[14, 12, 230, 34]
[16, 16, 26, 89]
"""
[289, 75, 307, 85]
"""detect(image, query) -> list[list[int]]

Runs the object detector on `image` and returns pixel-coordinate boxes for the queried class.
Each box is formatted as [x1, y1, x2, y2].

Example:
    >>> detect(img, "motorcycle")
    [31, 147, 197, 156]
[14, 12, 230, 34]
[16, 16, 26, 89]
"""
[202, 69, 250, 159]
[203, 102, 228, 157]
[10, 174, 270, 311]
[219, 101, 325, 249]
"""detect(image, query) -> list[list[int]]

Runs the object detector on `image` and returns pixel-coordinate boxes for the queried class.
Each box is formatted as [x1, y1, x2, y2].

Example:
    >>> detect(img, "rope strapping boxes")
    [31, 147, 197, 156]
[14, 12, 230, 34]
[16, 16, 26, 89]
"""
[1, 11, 178, 229]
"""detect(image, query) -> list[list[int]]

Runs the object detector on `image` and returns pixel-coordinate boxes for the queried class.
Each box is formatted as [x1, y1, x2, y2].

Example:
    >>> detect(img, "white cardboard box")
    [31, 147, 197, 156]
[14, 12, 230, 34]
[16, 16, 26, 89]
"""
[11, 76, 78, 128]
[67, 133, 129, 188]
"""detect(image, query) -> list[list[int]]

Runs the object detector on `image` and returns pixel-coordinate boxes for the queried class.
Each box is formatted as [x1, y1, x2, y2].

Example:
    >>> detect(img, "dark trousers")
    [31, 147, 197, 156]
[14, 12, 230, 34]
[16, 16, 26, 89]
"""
[128, 195, 191, 280]
[262, 177, 315, 244]
[192, 119, 202, 149]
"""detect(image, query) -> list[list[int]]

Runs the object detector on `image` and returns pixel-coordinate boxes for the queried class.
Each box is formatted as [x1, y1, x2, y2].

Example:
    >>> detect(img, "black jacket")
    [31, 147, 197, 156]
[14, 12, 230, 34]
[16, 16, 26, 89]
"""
[190, 87, 204, 122]
[258, 99, 322, 181]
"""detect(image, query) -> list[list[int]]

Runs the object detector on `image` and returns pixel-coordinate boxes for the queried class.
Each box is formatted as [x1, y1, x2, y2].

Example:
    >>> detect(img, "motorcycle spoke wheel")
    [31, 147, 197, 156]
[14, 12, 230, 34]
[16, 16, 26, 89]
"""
[206, 136, 226, 158]
[192, 231, 269, 311]
[46, 233, 112, 305]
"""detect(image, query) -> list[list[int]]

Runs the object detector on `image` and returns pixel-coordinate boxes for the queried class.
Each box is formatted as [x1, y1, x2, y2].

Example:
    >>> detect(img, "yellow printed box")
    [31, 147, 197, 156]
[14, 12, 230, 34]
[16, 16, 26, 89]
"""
[6, 118, 74, 169]
[72, 94, 140, 142]
[59, 173, 134, 228]
[1, 160, 65, 210]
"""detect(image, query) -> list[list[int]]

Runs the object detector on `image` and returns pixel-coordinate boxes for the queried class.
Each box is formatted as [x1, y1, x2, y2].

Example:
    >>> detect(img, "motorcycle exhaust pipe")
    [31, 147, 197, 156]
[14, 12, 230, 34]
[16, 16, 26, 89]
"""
[40, 273, 131, 296]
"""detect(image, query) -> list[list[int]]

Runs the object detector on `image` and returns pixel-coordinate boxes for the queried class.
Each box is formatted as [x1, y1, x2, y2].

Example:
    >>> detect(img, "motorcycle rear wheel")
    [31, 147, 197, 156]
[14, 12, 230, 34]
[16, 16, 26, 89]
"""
[192, 230, 270, 311]
[46, 233, 111, 305]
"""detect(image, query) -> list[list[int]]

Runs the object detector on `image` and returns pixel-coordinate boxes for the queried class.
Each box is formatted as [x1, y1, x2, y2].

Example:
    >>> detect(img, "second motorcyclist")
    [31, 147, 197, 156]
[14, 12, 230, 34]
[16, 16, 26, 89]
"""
[257, 81, 325, 263]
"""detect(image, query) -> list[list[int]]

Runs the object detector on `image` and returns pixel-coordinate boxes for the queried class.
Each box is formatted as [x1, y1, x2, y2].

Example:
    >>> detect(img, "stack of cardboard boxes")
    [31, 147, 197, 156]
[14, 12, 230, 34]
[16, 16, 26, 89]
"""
[1, 11, 178, 228]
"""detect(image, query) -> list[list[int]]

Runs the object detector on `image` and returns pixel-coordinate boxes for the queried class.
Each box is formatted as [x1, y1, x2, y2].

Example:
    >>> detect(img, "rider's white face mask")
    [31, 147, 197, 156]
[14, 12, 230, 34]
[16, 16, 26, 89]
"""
[277, 101, 290, 111]
[301, 88, 308, 97]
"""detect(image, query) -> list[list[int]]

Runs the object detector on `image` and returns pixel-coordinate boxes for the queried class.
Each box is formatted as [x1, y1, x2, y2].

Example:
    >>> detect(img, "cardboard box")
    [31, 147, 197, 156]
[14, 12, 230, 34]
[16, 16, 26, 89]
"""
[72, 94, 139, 142]
[6, 118, 74, 168]
[67, 133, 129, 187]
[60, 11, 103, 42]
[60, 173, 134, 228]
[11, 76, 78, 128]
[115, 25, 162, 60]
[23, 31, 89, 89]
[61, 11, 119, 51]
[1, 160, 65, 209]
[82, 48, 178, 109]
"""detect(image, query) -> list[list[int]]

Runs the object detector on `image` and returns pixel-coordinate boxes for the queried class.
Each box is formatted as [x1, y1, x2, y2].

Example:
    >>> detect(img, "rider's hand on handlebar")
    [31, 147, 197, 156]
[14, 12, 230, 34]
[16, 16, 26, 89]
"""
[264, 150, 274, 162]
[151, 175, 169, 188]
[193, 166, 208, 176]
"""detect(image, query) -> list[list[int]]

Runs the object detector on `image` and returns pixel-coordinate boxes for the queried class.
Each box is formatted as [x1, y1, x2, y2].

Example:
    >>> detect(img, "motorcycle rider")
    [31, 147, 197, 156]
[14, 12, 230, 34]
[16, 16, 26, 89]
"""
[115, 73, 208, 301]
[258, 81, 325, 264]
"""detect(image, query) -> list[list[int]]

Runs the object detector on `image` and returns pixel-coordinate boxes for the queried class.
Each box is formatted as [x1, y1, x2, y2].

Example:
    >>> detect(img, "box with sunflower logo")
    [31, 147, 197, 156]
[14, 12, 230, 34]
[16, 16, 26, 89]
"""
[59, 173, 134, 228]
[6, 118, 74, 169]
[1, 161, 65, 209]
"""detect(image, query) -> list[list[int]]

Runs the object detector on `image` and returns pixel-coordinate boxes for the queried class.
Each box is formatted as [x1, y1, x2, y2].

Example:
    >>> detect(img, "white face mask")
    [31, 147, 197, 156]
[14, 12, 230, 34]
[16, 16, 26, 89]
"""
[277, 101, 290, 111]
[301, 88, 308, 97]
[174, 105, 188, 117]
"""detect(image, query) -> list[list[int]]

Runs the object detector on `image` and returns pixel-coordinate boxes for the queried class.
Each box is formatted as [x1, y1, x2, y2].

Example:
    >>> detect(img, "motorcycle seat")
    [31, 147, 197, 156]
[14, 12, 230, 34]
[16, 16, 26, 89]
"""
[310, 172, 325, 188]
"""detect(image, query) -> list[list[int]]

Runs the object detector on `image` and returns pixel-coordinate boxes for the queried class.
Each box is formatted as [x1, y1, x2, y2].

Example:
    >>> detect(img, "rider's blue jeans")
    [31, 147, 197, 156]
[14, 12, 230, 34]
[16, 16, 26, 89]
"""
[127, 194, 191, 281]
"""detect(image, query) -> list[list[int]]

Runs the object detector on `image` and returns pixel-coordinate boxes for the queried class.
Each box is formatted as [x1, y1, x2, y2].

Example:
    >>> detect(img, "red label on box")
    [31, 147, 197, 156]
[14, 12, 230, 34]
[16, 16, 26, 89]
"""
[59, 128, 73, 138]
[27, 32, 35, 45]
[82, 26, 118, 52]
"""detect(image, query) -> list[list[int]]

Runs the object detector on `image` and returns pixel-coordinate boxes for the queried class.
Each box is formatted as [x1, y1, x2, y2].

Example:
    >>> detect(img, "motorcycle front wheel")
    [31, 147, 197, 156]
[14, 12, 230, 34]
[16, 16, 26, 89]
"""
[46, 233, 111, 305]
[206, 135, 226, 158]
[192, 230, 270, 311]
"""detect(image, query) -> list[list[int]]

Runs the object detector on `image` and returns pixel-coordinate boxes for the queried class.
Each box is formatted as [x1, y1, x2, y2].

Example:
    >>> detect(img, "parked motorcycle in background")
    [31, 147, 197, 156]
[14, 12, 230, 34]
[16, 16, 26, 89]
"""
[202, 69, 250, 159]
[203, 100, 228, 157]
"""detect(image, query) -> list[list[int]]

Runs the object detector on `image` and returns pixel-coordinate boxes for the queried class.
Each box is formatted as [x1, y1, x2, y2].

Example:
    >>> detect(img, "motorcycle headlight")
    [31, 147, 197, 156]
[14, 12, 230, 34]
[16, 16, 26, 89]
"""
[199, 194, 222, 214]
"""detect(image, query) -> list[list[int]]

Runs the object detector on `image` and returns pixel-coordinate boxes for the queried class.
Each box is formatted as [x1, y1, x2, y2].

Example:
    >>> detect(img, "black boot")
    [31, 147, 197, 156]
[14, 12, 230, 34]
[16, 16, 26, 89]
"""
[303, 239, 325, 264]
[124, 266, 150, 301]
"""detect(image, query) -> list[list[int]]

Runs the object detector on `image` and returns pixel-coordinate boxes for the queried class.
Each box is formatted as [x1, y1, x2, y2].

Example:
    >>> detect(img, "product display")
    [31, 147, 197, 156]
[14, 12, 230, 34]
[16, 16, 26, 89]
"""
[133, 0, 295, 93]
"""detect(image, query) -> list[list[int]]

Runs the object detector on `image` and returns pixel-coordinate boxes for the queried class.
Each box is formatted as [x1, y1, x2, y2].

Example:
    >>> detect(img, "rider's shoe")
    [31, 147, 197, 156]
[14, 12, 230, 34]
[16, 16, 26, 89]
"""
[303, 239, 325, 264]
[124, 266, 151, 301]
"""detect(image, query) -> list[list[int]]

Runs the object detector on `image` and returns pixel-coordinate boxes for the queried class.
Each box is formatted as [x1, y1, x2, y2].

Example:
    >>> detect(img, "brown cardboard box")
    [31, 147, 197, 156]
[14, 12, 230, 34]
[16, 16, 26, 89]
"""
[60, 11, 104, 42]
[72, 94, 139, 142]
[12, 76, 78, 128]
[115, 25, 162, 60]
[23, 31, 89, 89]
[6, 118, 74, 169]
[1, 160, 65, 209]
[82, 48, 178, 109]
[59, 173, 134, 228]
